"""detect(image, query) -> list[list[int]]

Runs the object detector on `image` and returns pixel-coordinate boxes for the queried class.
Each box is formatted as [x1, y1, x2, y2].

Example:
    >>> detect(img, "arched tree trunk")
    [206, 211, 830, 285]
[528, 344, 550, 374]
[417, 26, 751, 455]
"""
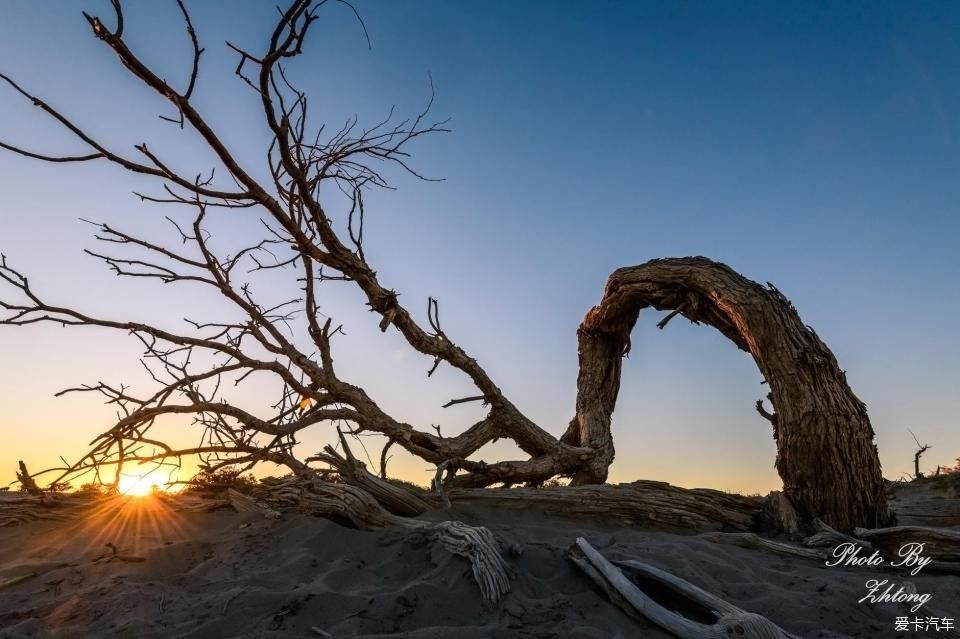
[563, 257, 890, 531]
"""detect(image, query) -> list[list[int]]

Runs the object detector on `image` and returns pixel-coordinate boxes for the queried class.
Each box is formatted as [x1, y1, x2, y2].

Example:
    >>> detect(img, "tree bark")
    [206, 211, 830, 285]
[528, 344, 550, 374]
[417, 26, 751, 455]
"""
[448, 481, 763, 532]
[309, 435, 435, 517]
[563, 257, 890, 530]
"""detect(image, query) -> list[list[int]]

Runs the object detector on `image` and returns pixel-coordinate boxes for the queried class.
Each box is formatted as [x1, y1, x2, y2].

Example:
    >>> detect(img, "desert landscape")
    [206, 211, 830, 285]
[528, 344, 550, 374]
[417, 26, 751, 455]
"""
[2, 477, 959, 638]
[1, 1, 958, 637]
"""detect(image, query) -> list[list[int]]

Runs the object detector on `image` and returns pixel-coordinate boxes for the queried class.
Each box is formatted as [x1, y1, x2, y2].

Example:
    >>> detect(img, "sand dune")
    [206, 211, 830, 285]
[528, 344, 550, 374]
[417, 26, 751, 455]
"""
[1, 491, 957, 638]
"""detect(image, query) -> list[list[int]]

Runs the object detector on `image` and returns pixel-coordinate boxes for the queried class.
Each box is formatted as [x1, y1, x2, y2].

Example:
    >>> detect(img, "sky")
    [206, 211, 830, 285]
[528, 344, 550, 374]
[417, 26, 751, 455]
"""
[1, 1, 958, 494]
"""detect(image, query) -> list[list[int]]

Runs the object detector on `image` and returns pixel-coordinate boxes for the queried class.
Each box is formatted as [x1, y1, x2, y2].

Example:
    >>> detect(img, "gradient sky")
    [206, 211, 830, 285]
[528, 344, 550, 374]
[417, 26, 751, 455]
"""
[1, 1, 958, 493]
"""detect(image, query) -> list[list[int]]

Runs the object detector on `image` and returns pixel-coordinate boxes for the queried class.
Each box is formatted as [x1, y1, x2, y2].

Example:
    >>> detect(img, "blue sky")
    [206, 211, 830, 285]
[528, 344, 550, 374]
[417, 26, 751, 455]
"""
[1, 1, 958, 492]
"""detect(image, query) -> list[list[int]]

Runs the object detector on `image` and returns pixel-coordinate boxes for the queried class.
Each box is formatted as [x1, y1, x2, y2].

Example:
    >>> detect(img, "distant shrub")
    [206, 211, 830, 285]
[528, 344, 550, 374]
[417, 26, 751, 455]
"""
[185, 468, 258, 494]
[76, 482, 109, 495]
[937, 457, 960, 475]
[925, 460, 960, 494]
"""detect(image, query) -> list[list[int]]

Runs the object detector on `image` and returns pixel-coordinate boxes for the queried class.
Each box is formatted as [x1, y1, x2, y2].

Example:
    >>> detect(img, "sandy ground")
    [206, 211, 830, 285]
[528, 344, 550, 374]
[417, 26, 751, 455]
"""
[0, 490, 958, 638]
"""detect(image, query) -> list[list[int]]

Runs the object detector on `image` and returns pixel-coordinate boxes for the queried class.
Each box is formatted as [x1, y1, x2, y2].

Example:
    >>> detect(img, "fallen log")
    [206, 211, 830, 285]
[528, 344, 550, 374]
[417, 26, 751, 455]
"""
[448, 481, 764, 532]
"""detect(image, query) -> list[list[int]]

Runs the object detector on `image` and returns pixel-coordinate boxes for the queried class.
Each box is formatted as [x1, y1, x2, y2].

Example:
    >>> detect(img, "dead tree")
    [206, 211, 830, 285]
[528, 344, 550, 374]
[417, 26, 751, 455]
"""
[15, 462, 42, 496]
[561, 258, 890, 530]
[0, 1, 888, 530]
[0, 0, 589, 492]
[909, 429, 931, 479]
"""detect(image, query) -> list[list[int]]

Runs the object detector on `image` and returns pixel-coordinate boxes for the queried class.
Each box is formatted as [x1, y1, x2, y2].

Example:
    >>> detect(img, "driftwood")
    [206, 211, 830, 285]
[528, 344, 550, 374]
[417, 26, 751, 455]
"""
[448, 481, 764, 532]
[570, 537, 800, 639]
[408, 520, 512, 605]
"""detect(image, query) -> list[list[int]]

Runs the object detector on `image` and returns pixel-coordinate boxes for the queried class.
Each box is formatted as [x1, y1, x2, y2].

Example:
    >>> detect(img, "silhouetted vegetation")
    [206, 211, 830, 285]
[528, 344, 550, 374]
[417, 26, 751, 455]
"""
[184, 469, 258, 494]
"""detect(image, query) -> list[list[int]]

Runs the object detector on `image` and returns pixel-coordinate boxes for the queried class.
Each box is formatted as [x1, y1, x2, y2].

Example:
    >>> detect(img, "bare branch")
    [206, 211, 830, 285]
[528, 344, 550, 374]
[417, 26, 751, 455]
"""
[0, 0, 588, 494]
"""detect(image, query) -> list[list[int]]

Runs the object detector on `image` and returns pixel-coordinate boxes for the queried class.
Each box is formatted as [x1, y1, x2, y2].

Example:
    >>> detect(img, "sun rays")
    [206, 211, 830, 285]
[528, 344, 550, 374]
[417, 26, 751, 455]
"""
[116, 468, 178, 497]
[13, 492, 193, 568]
[80, 496, 191, 557]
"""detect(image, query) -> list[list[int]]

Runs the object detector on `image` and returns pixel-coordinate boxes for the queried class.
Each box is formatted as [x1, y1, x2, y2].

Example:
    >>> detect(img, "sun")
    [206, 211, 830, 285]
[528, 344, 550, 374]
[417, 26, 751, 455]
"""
[116, 468, 174, 496]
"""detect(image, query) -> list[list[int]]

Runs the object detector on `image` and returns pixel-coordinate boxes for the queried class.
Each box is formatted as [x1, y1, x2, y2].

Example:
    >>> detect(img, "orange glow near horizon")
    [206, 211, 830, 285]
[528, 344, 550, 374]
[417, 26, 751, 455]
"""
[116, 467, 180, 496]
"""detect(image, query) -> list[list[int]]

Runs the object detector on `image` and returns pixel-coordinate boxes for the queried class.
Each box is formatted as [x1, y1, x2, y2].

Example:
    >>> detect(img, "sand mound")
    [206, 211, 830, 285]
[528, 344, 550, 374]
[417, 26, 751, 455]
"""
[0, 495, 957, 638]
